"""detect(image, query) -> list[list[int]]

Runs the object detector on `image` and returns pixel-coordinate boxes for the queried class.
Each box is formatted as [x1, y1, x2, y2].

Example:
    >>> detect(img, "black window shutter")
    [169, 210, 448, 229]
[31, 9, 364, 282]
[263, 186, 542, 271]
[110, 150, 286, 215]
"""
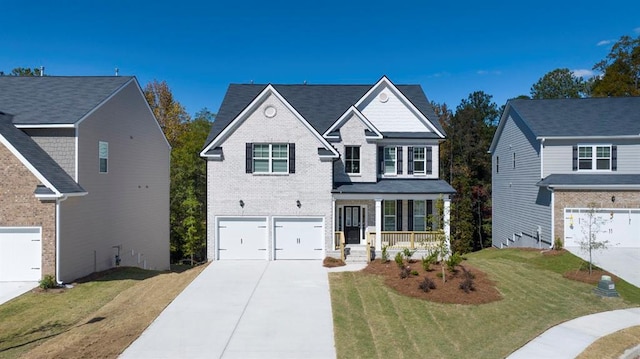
[407, 200, 414, 230]
[572, 145, 578, 171]
[289, 143, 296, 173]
[426, 146, 433, 174]
[396, 199, 403, 231]
[246, 143, 253, 173]
[407, 147, 414, 174]
[427, 200, 433, 229]
[397, 147, 403, 174]
[378, 146, 384, 174]
[612, 145, 617, 171]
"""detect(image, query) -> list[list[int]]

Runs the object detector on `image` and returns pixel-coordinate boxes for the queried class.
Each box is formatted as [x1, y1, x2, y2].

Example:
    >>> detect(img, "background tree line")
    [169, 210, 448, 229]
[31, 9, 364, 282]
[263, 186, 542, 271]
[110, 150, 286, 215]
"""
[6, 33, 638, 259]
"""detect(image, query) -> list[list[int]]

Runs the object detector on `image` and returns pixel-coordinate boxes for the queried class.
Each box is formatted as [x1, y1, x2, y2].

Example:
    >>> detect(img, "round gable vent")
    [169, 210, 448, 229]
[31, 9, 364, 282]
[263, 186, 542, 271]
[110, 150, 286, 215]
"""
[379, 92, 389, 103]
[264, 106, 277, 118]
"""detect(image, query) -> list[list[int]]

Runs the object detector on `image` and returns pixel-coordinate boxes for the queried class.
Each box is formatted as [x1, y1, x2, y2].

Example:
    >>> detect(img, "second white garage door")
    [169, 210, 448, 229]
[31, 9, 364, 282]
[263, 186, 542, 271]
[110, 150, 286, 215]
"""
[0, 227, 42, 281]
[274, 218, 324, 260]
[217, 218, 268, 260]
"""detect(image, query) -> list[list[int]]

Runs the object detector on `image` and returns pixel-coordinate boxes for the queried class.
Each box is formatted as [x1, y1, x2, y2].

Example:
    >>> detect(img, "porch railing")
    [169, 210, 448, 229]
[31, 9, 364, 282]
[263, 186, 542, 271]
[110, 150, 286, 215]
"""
[334, 231, 346, 260]
[367, 231, 444, 250]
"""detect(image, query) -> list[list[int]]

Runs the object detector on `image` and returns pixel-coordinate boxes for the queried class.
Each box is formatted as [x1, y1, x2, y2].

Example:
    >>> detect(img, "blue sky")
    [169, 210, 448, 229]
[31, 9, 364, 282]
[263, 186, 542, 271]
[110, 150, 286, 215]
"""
[2, 1, 639, 117]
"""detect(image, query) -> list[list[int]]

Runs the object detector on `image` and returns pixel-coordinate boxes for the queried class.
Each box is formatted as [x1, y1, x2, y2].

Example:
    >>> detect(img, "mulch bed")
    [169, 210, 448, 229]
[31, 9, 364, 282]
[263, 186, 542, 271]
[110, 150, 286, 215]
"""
[564, 269, 618, 285]
[362, 259, 502, 305]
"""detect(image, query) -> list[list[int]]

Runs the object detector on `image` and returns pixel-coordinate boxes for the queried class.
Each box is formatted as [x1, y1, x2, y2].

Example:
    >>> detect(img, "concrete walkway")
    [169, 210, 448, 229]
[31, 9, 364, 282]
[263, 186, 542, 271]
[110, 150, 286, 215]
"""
[0, 282, 38, 306]
[508, 308, 640, 358]
[120, 261, 336, 359]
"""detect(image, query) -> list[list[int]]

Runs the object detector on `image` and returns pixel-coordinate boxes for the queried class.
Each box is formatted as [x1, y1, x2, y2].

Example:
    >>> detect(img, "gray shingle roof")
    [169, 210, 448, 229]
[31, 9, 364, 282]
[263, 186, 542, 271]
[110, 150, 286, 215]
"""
[333, 179, 455, 194]
[0, 112, 85, 194]
[537, 173, 640, 187]
[509, 97, 640, 137]
[0, 76, 133, 125]
[203, 82, 444, 148]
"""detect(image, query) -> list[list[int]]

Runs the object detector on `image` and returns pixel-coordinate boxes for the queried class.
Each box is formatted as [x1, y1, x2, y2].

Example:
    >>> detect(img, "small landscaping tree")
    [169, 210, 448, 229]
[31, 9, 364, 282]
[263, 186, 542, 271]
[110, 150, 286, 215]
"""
[578, 202, 611, 275]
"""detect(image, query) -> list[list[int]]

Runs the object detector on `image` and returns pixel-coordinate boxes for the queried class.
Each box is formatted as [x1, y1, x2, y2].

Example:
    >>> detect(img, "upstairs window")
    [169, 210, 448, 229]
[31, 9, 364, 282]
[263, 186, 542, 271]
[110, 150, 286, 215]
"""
[250, 143, 290, 173]
[413, 147, 426, 174]
[578, 145, 611, 171]
[345, 146, 360, 174]
[384, 147, 397, 174]
[98, 141, 108, 173]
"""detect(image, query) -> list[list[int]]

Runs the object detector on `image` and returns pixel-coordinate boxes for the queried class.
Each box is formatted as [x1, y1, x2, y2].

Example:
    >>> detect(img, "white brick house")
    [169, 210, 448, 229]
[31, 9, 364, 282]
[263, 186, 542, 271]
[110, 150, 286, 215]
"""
[201, 76, 454, 261]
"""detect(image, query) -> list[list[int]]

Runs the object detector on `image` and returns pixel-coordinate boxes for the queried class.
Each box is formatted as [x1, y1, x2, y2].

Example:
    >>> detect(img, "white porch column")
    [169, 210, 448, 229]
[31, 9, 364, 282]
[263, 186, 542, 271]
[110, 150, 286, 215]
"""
[375, 199, 382, 250]
[443, 196, 451, 253]
[331, 198, 336, 249]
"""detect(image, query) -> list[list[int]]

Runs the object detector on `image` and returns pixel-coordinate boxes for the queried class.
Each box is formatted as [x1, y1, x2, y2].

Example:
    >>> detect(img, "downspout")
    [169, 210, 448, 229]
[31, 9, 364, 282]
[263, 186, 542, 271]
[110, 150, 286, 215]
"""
[540, 138, 545, 179]
[548, 186, 555, 249]
[56, 195, 68, 285]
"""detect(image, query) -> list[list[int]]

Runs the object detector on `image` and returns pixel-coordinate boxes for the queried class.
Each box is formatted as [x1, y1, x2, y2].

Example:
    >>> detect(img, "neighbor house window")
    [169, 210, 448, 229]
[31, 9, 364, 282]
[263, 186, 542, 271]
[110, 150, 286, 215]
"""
[253, 143, 288, 173]
[578, 145, 611, 171]
[384, 147, 397, 174]
[383, 200, 396, 231]
[99, 141, 108, 173]
[496, 156, 499, 173]
[345, 146, 360, 174]
[413, 147, 426, 174]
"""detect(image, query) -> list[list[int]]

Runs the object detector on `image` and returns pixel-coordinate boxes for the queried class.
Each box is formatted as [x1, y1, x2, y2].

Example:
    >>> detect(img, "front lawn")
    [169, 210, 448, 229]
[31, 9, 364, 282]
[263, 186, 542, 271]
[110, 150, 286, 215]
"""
[329, 248, 639, 358]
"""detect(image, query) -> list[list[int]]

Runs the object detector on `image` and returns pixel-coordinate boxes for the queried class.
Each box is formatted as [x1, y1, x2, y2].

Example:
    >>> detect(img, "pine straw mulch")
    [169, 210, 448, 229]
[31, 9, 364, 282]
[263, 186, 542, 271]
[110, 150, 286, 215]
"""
[362, 259, 503, 305]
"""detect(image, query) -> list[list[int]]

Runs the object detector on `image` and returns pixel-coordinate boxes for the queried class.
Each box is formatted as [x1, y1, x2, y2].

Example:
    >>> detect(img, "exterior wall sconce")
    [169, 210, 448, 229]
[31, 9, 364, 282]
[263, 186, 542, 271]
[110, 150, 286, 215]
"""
[296, 200, 301, 208]
[611, 195, 616, 203]
[239, 200, 245, 208]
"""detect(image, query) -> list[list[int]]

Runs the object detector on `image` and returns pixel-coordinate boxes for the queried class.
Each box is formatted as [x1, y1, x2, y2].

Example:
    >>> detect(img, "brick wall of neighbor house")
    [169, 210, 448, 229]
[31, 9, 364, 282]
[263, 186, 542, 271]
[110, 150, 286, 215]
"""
[24, 128, 76, 179]
[554, 190, 640, 244]
[0, 142, 56, 278]
[207, 93, 334, 260]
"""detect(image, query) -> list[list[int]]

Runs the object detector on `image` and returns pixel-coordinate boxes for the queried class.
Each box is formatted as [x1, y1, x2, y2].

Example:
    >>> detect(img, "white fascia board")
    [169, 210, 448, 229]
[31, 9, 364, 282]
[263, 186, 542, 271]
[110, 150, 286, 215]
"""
[14, 124, 76, 129]
[537, 135, 640, 141]
[354, 76, 445, 139]
[0, 134, 62, 197]
[323, 106, 382, 139]
[201, 84, 339, 158]
[547, 184, 640, 190]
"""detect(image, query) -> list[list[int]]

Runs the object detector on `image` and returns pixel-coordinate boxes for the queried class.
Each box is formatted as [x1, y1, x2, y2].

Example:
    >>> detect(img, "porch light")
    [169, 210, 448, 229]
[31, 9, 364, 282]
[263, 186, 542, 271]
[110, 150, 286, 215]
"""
[296, 200, 301, 208]
[239, 200, 245, 208]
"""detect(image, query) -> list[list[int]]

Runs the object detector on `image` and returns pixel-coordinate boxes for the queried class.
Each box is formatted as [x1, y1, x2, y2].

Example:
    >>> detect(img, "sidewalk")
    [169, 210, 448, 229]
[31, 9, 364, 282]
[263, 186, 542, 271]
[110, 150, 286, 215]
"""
[508, 308, 640, 358]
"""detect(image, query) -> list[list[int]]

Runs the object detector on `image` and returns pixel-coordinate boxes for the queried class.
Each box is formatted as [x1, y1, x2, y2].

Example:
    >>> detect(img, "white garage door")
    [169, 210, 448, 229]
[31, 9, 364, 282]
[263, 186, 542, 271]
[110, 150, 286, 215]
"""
[564, 208, 640, 248]
[274, 218, 324, 260]
[217, 218, 268, 260]
[0, 227, 42, 281]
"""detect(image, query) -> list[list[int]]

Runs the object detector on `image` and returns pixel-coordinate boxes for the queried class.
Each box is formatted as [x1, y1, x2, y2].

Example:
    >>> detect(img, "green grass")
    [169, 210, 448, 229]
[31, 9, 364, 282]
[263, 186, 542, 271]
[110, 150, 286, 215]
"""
[0, 267, 160, 358]
[329, 248, 639, 359]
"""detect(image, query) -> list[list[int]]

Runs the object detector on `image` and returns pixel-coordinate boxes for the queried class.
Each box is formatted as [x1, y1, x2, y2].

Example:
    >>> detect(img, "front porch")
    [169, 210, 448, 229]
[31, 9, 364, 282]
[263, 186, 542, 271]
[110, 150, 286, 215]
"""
[333, 230, 445, 262]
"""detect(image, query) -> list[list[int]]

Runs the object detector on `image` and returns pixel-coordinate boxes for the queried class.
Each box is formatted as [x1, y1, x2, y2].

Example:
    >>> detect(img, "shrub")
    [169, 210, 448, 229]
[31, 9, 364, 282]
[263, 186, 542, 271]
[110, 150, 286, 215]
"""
[323, 257, 346, 268]
[554, 237, 564, 251]
[394, 252, 404, 268]
[421, 251, 438, 271]
[402, 248, 417, 262]
[39, 274, 56, 290]
[446, 252, 463, 272]
[399, 266, 411, 279]
[418, 277, 437, 292]
[410, 270, 419, 276]
[381, 245, 390, 262]
[459, 268, 476, 293]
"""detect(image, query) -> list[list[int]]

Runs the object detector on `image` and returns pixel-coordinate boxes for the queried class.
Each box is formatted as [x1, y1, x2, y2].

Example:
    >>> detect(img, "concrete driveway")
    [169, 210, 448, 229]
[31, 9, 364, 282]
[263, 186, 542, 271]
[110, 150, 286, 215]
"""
[566, 246, 640, 287]
[120, 261, 336, 359]
[0, 282, 38, 306]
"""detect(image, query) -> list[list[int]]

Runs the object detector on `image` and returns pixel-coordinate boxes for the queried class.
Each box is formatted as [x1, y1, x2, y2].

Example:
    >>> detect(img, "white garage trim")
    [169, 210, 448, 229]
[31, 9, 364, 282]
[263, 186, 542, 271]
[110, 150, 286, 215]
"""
[273, 217, 325, 260]
[216, 217, 268, 260]
[564, 208, 640, 248]
[0, 227, 42, 281]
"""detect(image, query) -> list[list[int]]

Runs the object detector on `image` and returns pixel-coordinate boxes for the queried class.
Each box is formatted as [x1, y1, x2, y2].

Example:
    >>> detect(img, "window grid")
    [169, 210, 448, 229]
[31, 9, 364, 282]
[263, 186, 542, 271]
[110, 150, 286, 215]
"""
[383, 200, 396, 231]
[384, 147, 396, 175]
[345, 146, 360, 174]
[413, 147, 426, 174]
[579, 145, 611, 171]
[253, 143, 288, 173]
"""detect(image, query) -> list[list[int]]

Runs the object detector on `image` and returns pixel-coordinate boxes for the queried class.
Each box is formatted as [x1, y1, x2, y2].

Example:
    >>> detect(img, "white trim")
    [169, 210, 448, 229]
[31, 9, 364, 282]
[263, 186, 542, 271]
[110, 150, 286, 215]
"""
[322, 106, 383, 139]
[56, 196, 67, 284]
[74, 127, 79, 181]
[550, 188, 555, 249]
[215, 216, 269, 260]
[333, 193, 445, 201]
[383, 146, 397, 175]
[272, 216, 325, 260]
[537, 135, 640, 140]
[201, 85, 338, 158]
[547, 184, 640, 190]
[540, 138, 545, 179]
[0, 133, 62, 197]
[576, 144, 613, 172]
[354, 76, 445, 139]
[14, 124, 76, 129]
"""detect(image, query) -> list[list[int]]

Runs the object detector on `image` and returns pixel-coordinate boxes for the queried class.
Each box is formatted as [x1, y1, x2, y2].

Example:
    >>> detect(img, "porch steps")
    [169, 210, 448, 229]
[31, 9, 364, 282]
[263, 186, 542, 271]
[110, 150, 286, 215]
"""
[344, 245, 373, 263]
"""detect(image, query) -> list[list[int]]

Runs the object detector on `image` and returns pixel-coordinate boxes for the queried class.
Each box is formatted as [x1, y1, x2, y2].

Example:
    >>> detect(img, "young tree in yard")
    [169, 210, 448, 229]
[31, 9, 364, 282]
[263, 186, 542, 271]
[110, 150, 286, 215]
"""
[579, 203, 610, 275]
[530, 68, 588, 99]
[181, 186, 205, 264]
[591, 35, 640, 97]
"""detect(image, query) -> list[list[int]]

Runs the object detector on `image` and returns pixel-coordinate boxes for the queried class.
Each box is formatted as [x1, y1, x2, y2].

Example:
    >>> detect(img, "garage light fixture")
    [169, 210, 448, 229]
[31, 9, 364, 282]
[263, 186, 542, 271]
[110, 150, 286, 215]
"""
[239, 200, 245, 208]
[296, 200, 301, 208]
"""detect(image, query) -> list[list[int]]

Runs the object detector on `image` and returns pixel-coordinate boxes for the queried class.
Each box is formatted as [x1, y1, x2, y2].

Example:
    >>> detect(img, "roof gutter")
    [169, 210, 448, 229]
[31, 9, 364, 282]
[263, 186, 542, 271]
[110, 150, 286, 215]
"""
[536, 135, 640, 140]
[55, 195, 68, 285]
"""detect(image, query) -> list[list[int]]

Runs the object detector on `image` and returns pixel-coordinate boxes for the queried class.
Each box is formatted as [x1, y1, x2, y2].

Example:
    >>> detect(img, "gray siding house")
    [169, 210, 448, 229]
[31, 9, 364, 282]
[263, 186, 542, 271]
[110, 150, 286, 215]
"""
[0, 76, 170, 282]
[490, 97, 640, 249]
[201, 76, 454, 261]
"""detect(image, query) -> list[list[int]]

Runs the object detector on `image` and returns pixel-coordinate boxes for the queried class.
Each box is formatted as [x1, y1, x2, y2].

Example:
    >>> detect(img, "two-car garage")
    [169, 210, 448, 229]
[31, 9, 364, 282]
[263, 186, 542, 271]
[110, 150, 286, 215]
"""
[564, 208, 640, 248]
[216, 217, 324, 260]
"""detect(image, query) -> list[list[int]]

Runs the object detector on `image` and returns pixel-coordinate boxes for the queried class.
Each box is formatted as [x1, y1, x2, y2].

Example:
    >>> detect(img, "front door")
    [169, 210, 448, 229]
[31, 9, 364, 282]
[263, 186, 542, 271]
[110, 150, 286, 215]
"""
[344, 206, 361, 244]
